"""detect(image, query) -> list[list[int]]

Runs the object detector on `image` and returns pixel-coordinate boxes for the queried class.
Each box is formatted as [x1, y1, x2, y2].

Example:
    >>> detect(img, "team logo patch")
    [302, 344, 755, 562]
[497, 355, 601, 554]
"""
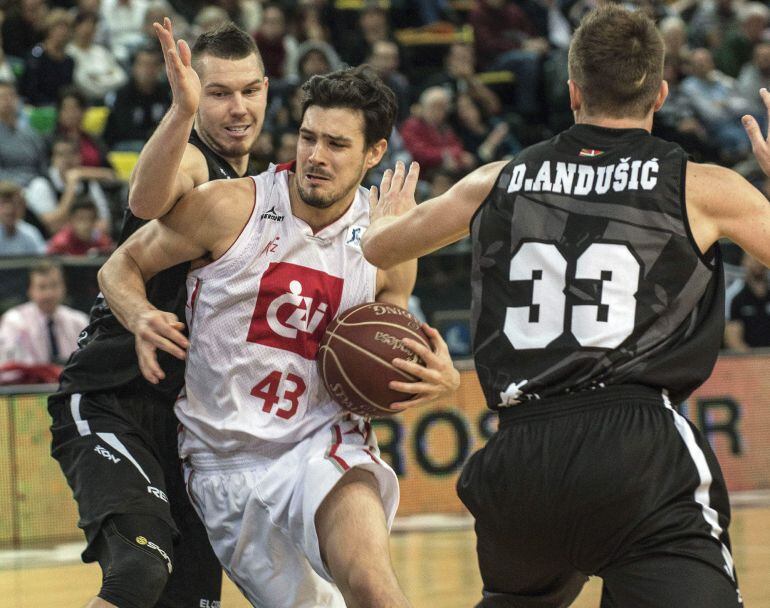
[247, 262, 344, 359]
[135, 536, 147, 545]
[345, 225, 364, 250]
[579, 148, 604, 157]
[260, 206, 284, 222]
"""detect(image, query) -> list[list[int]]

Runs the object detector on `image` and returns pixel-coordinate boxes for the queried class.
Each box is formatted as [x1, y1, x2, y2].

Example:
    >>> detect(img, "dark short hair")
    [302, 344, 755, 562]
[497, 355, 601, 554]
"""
[57, 86, 87, 112]
[192, 22, 263, 74]
[29, 260, 63, 282]
[568, 5, 664, 118]
[0, 180, 22, 199]
[300, 65, 397, 148]
[69, 196, 98, 216]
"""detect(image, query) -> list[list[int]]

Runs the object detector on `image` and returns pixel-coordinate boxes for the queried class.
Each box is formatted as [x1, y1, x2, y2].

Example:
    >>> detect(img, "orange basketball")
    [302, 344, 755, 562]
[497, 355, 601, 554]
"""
[317, 302, 429, 416]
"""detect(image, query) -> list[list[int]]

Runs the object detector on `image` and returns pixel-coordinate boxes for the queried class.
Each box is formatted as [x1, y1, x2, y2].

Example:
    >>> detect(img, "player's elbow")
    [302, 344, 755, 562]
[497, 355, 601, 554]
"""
[128, 196, 162, 220]
[361, 233, 396, 270]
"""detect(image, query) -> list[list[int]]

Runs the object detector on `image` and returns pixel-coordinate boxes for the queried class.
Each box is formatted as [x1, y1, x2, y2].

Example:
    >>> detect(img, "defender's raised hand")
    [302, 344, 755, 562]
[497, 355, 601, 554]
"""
[369, 160, 420, 224]
[153, 17, 200, 117]
[742, 88, 770, 176]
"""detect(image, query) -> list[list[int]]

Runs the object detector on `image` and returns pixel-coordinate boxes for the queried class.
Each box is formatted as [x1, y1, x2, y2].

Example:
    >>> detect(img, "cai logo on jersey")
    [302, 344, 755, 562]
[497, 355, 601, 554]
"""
[247, 262, 344, 359]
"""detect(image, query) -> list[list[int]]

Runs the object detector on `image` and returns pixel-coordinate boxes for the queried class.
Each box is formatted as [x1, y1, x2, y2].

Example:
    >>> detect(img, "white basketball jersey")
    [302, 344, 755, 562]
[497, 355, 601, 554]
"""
[177, 162, 377, 455]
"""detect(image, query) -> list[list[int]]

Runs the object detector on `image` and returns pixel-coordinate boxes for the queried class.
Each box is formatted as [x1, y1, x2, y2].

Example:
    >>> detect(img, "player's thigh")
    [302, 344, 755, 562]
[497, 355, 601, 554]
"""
[51, 430, 175, 560]
[599, 553, 742, 608]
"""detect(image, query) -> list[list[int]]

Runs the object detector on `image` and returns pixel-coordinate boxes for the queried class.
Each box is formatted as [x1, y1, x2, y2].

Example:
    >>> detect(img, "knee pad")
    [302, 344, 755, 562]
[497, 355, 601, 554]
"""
[93, 514, 175, 608]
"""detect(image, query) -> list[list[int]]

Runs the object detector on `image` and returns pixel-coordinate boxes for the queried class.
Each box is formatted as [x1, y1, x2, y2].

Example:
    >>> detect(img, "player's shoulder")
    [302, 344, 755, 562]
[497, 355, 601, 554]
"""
[181, 142, 211, 186]
[685, 160, 748, 200]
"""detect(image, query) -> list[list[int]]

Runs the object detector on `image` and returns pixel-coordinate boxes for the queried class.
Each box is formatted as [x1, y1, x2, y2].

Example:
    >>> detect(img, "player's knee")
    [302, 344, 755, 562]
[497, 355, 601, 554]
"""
[95, 515, 174, 608]
[100, 546, 171, 607]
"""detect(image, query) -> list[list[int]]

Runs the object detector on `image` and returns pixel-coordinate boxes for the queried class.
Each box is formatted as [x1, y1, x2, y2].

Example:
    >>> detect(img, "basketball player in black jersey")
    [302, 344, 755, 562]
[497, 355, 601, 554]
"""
[363, 6, 770, 607]
[47, 21, 267, 608]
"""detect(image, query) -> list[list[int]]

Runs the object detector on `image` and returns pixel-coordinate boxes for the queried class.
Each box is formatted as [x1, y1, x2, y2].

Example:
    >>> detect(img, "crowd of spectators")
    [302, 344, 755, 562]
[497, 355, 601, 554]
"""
[1, 0, 770, 366]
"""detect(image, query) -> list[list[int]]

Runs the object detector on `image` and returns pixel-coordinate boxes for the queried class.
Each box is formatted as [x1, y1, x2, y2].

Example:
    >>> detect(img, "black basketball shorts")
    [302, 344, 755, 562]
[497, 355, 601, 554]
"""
[49, 389, 222, 608]
[457, 384, 743, 608]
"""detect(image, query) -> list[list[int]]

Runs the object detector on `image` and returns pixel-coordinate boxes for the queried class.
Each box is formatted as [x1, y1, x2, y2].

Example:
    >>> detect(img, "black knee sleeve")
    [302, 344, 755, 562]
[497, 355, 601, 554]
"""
[93, 514, 175, 608]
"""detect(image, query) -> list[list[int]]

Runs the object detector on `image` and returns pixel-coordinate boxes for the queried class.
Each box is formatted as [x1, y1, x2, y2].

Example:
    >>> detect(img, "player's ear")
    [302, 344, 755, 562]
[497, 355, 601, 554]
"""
[366, 138, 388, 170]
[568, 79, 582, 112]
[653, 79, 669, 112]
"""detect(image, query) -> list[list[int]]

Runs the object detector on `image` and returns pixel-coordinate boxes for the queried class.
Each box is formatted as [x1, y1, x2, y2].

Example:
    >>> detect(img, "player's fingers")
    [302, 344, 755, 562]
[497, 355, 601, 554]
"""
[178, 39, 192, 67]
[400, 336, 438, 365]
[137, 342, 164, 384]
[153, 22, 173, 52]
[150, 317, 189, 349]
[421, 324, 447, 355]
[164, 16, 173, 36]
[391, 160, 406, 192]
[391, 357, 437, 380]
[380, 168, 393, 196]
[403, 161, 420, 195]
[138, 325, 187, 359]
[369, 185, 379, 209]
[742, 114, 765, 151]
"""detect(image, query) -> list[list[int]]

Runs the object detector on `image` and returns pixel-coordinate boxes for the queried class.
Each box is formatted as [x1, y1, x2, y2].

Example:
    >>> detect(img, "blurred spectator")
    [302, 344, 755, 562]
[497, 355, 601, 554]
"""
[0, 31, 18, 83]
[102, 45, 170, 149]
[0, 181, 46, 256]
[724, 252, 770, 351]
[738, 42, 770, 121]
[192, 5, 230, 37]
[141, 1, 190, 50]
[453, 93, 520, 163]
[212, 0, 261, 36]
[687, 0, 738, 50]
[254, 3, 296, 79]
[1, 0, 48, 60]
[293, 4, 331, 44]
[0, 260, 88, 365]
[338, 6, 392, 67]
[273, 130, 298, 165]
[266, 83, 304, 134]
[46, 196, 113, 255]
[654, 57, 721, 163]
[469, 0, 546, 69]
[66, 10, 127, 102]
[0, 80, 47, 186]
[25, 136, 114, 236]
[287, 40, 342, 84]
[425, 43, 502, 117]
[659, 15, 692, 69]
[714, 2, 769, 79]
[20, 8, 76, 105]
[680, 47, 752, 161]
[401, 86, 475, 175]
[100, 0, 149, 65]
[247, 131, 274, 174]
[52, 87, 108, 167]
[469, 0, 547, 119]
[367, 40, 411, 124]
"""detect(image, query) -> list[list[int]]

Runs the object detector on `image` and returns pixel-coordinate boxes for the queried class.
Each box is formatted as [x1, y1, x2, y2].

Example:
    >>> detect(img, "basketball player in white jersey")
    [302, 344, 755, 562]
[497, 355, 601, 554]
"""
[97, 66, 460, 608]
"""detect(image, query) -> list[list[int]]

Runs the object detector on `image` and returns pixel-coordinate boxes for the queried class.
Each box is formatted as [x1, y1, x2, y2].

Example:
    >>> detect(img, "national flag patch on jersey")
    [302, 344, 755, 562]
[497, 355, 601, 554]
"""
[579, 148, 604, 157]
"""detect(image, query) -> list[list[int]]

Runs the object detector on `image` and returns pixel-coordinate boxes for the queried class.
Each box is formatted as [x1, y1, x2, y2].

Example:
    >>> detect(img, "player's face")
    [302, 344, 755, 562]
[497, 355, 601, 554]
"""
[295, 106, 383, 209]
[196, 54, 268, 163]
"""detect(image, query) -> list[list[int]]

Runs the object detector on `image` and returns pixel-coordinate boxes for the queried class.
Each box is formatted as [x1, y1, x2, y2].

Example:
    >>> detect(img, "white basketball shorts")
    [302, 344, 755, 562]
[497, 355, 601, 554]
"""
[182, 414, 399, 608]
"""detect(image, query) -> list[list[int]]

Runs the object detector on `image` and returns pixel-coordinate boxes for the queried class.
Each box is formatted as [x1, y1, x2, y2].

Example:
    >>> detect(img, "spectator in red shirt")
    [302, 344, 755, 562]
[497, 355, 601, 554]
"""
[400, 86, 475, 177]
[46, 196, 113, 256]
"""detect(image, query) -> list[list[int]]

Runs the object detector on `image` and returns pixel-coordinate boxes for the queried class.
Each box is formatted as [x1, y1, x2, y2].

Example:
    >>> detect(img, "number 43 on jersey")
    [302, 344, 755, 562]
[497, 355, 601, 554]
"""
[505, 242, 641, 350]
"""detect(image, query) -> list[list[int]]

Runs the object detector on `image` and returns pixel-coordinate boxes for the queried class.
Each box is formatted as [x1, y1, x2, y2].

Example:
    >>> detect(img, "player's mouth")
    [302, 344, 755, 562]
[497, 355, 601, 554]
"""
[305, 171, 332, 185]
[224, 124, 251, 139]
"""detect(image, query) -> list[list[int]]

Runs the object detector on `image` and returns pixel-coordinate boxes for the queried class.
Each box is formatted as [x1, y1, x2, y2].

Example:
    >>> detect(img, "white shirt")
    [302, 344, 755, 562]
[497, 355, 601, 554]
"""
[67, 43, 128, 101]
[25, 168, 112, 229]
[0, 301, 89, 365]
[177, 164, 377, 455]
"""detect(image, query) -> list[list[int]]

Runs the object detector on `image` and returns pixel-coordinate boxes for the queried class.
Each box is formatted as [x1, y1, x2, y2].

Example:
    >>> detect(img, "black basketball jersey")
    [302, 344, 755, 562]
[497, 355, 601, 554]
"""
[470, 124, 724, 409]
[58, 129, 242, 397]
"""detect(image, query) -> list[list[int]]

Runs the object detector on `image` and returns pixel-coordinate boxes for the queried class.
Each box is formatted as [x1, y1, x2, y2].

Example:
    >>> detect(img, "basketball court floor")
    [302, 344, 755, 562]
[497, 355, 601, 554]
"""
[3, 494, 769, 607]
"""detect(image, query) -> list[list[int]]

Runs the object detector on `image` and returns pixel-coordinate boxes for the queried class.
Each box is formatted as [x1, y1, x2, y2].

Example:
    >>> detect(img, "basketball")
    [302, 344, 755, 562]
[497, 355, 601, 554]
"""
[318, 302, 430, 417]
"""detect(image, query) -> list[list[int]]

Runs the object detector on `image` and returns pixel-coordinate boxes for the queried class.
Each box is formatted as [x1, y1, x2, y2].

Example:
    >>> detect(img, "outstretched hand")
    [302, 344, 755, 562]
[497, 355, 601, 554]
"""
[133, 309, 189, 384]
[154, 17, 200, 117]
[386, 323, 461, 411]
[369, 160, 420, 225]
[742, 88, 770, 176]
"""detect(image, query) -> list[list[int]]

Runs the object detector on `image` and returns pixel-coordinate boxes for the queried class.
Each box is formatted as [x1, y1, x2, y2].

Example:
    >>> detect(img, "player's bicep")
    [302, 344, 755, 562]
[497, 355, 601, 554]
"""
[687, 163, 770, 266]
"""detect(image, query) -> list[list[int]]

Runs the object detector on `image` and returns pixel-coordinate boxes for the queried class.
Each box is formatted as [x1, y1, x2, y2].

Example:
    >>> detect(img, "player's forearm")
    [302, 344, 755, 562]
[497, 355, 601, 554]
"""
[97, 249, 156, 333]
[128, 105, 195, 219]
